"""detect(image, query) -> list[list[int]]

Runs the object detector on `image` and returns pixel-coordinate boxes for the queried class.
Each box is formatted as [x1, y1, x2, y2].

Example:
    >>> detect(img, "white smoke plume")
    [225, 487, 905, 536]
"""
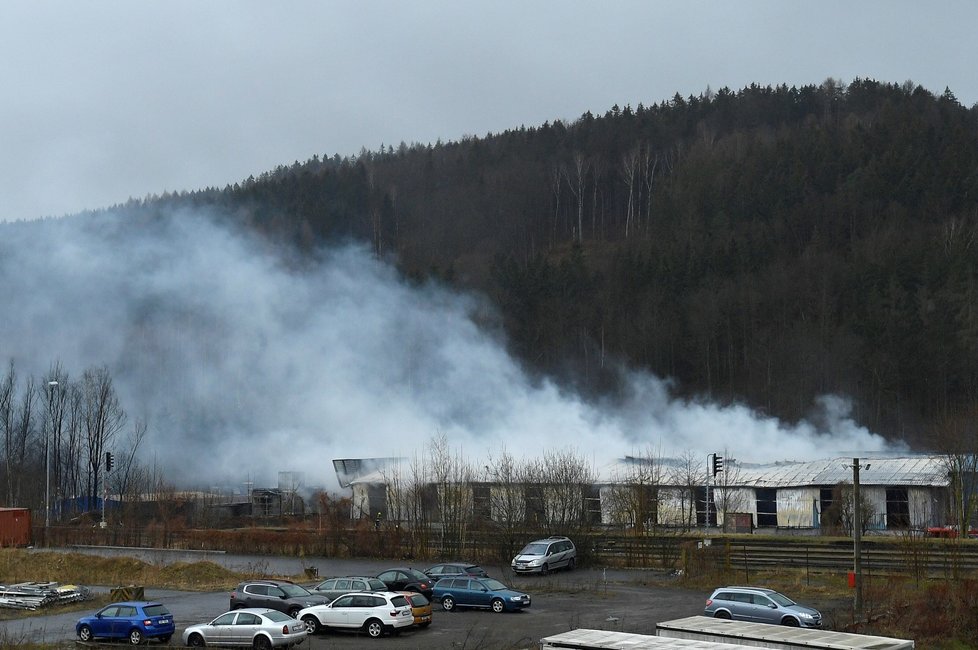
[0, 209, 897, 491]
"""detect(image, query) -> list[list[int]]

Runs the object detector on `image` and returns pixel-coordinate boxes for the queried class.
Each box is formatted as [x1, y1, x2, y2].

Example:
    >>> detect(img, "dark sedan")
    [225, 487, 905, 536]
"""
[310, 576, 388, 602]
[376, 567, 434, 598]
[423, 562, 488, 583]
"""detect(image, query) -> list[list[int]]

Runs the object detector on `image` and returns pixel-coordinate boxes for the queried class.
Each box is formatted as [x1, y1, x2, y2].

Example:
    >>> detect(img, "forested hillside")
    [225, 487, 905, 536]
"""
[119, 78, 978, 450]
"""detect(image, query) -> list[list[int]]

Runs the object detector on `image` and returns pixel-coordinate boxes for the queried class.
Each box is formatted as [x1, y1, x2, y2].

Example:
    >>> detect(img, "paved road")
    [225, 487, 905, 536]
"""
[1, 547, 711, 649]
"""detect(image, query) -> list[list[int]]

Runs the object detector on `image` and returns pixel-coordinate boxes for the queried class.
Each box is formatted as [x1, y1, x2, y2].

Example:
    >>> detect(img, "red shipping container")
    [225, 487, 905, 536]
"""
[0, 508, 32, 547]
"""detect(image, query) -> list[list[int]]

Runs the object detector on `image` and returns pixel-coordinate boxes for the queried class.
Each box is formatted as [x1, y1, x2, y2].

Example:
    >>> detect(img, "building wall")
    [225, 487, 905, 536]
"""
[353, 479, 947, 532]
[776, 488, 821, 528]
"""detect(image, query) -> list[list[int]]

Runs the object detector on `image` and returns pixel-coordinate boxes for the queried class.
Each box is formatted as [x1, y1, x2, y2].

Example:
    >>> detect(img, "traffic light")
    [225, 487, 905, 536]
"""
[712, 454, 723, 477]
[105, 451, 114, 472]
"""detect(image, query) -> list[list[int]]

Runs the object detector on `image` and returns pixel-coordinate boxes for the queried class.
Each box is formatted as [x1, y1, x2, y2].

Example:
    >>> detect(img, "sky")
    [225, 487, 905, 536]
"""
[0, 2, 962, 492]
[2, 1, 977, 223]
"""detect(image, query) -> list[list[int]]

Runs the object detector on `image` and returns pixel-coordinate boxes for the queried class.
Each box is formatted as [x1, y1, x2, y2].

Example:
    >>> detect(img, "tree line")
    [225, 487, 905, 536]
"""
[0, 360, 161, 522]
[78, 77, 978, 452]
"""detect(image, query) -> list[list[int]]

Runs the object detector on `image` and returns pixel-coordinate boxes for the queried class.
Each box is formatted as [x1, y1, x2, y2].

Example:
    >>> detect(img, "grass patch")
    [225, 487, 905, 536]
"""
[0, 549, 254, 591]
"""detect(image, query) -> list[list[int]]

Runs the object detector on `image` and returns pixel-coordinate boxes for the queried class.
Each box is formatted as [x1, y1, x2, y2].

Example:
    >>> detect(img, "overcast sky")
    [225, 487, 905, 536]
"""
[2, 1, 976, 223]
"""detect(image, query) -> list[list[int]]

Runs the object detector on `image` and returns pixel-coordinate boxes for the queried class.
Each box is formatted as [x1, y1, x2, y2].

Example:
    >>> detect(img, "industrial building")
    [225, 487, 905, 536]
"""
[335, 455, 954, 533]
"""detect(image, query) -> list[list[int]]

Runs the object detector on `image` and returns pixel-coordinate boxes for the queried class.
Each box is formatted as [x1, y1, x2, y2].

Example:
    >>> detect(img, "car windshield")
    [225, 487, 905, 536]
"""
[279, 584, 312, 597]
[519, 543, 547, 555]
[264, 610, 291, 622]
[481, 579, 508, 591]
[406, 569, 429, 581]
[769, 592, 796, 607]
[143, 604, 170, 616]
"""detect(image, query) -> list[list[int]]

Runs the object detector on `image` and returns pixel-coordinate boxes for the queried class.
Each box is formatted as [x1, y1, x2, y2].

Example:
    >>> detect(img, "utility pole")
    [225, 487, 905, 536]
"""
[845, 457, 870, 622]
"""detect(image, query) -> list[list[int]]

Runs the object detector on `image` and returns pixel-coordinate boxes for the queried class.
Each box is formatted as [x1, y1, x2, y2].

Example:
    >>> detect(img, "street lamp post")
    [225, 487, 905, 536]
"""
[45, 380, 58, 539]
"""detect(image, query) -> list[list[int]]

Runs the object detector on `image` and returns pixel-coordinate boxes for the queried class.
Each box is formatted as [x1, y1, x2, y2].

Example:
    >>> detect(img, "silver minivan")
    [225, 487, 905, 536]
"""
[511, 536, 576, 575]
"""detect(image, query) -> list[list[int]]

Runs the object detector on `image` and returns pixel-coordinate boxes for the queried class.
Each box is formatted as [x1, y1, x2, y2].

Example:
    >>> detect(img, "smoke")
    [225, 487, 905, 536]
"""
[0, 209, 897, 491]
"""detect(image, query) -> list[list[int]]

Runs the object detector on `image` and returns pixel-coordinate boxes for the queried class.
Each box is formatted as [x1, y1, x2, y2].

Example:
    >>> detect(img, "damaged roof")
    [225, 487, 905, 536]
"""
[732, 456, 949, 488]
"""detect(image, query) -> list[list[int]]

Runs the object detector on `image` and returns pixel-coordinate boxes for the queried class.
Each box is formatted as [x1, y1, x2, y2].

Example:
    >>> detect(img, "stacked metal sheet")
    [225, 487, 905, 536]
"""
[0, 582, 92, 610]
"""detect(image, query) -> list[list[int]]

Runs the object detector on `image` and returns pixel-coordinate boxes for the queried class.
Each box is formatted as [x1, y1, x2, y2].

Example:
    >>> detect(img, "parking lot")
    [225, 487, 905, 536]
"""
[0, 550, 800, 648]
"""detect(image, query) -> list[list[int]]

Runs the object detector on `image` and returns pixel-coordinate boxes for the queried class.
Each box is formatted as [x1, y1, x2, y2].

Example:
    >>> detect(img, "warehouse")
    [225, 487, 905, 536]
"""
[336, 455, 953, 533]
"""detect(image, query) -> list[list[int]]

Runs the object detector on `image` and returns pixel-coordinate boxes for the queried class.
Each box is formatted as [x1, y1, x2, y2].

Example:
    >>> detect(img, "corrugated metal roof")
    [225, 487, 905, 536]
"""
[734, 456, 947, 488]
[343, 455, 950, 489]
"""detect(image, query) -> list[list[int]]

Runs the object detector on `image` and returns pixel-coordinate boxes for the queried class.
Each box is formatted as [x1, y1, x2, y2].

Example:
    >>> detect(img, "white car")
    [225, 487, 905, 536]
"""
[181, 608, 307, 649]
[298, 591, 413, 638]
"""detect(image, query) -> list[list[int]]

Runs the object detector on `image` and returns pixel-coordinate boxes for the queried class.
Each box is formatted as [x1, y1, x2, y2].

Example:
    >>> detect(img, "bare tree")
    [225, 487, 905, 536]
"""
[941, 451, 978, 534]
[60, 381, 85, 516]
[483, 447, 530, 559]
[535, 448, 595, 536]
[109, 418, 148, 511]
[668, 450, 702, 531]
[605, 445, 665, 533]
[1, 361, 17, 507]
[621, 147, 640, 237]
[428, 432, 473, 556]
[81, 366, 127, 509]
[641, 146, 659, 235]
[711, 450, 748, 531]
[566, 153, 590, 242]
[550, 165, 564, 245]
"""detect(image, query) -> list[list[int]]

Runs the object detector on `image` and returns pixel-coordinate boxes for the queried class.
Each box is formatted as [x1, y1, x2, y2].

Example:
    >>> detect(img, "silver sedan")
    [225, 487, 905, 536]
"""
[181, 608, 307, 649]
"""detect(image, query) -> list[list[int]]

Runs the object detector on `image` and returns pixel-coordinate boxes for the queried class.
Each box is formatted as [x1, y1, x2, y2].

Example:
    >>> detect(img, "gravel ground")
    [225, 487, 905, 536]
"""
[2, 547, 842, 649]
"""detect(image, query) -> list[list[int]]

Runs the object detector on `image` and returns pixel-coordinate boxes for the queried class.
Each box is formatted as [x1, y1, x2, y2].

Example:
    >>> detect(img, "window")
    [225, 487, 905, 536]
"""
[102, 606, 120, 617]
[335, 579, 351, 590]
[472, 484, 491, 520]
[584, 485, 602, 524]
[236, 613, 259, 625]
[332, 596, 353, 608]
[144, 605, 170, 617]
[213, 613, 235, 626]
[886, 487, 910, 529]
[756, 488, 778, 527]
[119, 606, 136, 617]
[319, 579, 336, 590]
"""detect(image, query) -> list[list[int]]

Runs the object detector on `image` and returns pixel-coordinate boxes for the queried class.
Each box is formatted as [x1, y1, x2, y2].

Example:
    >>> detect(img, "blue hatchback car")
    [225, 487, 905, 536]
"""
[433, 577, 531, 613]
[76, 601, 175, 644]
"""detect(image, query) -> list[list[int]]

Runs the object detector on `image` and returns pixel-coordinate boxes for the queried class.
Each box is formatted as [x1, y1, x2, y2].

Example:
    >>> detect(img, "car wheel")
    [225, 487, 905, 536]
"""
[128, 629, 144, 645]
[541, 563, 549, 575]
[301, 615, 320, 635]
[714, 610, 731, 619]
[78, 625, 94, 642]
[568, 557, 576, 570]
[491, 598, 505, 613]
[782, 617, 800, 627]
[187, 633, 206, 647]
[160, 634, 172, 644]
[287, 607, 302, 618]
[441, 595, 456, 611]
[364, 619, 384, 638]
[253, 635, 272, 650]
